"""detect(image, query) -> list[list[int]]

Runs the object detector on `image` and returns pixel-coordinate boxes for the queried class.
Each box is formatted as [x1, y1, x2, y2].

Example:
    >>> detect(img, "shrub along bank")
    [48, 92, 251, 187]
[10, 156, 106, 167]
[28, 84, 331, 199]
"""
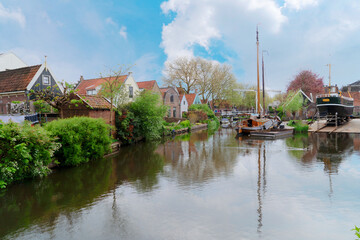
[45, 117, 112, 166]
[0, 121, 59, 188]
[0, 117, 112, 188]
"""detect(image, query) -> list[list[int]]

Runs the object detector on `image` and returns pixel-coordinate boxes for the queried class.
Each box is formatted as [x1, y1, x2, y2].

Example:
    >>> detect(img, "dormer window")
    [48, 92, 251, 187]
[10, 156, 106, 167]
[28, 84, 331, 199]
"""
[42, 75, 50, 85]
[87, 89, 96, 95]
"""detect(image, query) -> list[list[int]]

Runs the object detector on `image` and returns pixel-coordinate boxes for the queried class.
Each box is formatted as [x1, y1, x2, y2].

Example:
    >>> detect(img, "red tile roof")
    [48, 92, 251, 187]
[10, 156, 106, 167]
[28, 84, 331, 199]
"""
[0, 65, 41, 93]
[160, 87, 168, 97]
[137, 80, 156, 90]
[78, 94, 112, 109]
[76, 75, 128, 95]
[185, 93, 197, 106]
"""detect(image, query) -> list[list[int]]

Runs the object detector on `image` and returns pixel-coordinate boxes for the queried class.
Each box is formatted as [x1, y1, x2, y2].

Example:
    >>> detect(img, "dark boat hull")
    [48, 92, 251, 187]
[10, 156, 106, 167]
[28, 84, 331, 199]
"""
[316, 96, 353, 117]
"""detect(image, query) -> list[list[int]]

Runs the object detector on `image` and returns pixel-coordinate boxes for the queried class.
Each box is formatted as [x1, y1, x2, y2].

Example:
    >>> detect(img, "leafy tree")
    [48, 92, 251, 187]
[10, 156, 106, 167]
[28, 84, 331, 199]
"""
[287, 70, 324, 97]
[99, 65, 132, 125]
[128, 91, 168, 141]
[29, 82, 80, 118]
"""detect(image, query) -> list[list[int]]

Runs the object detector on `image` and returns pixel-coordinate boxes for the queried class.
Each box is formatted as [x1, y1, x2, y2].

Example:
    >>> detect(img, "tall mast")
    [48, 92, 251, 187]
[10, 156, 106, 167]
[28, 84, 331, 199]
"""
[262, 51, 265, 115]
[327, 64, 331, 94]
[256, 26, 260, 115]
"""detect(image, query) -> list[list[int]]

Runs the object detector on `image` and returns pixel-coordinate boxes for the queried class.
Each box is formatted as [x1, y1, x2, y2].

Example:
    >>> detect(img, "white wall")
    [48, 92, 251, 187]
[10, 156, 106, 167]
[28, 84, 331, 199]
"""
[180, 95, 188, 116]
[0, 53, 27, 71]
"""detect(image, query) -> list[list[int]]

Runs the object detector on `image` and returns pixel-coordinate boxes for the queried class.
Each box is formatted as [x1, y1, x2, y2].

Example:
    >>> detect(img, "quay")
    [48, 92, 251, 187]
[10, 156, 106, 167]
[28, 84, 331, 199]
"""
[308, 118, 360, 133]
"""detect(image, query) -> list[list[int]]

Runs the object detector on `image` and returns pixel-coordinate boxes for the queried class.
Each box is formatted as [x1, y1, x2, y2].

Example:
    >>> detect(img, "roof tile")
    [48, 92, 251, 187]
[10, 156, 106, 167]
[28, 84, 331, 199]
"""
[76, 75, 128, 95]
[0, 65, 41, 93]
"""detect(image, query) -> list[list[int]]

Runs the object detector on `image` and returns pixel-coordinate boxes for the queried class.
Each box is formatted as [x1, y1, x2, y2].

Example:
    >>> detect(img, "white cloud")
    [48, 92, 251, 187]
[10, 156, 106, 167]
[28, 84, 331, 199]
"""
[106, 17, 116, 26]
[119, 26, 127, 40]
[0, 3, 26, 28]
[283, 0, 319, 10]
[133, 53, 162, 83]
[160, 0, 286, 62]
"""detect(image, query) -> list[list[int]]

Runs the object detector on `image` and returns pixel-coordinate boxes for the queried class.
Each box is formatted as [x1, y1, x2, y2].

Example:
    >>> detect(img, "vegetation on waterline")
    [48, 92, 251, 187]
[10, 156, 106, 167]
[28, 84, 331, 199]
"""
[287, 120, 309, 132]
[0, 121, 59, 189]
[45, 117, 112, 166]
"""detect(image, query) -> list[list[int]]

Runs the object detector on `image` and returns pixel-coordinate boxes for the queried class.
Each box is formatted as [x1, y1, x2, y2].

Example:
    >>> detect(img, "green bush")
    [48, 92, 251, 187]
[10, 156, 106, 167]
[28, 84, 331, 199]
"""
[45, 117, 112, 166]
[0, 121, 59, 188]
[128, 91, 168, 141]
[288, 120, 309, 132]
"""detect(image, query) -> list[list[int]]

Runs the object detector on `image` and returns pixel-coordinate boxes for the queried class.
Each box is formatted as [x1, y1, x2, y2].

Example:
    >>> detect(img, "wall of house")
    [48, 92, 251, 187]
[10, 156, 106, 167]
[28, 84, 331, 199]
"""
[0, 93, 29, 114]
[180, 95, 188, 117]
[194, 95, 201, 104]
[29, 68, 62, 99]
[89, 110, 115, 126]
[152, 82, 162, 97]
[122, 74, 140, 104]
[163, 88, 181, 118]
[0, 53, 27, 71]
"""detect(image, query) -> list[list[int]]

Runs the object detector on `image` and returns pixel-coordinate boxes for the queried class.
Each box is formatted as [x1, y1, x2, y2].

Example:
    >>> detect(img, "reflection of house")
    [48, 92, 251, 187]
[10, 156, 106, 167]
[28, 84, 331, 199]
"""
[137, 80, 162, 97]
[62, 94, 114, 126]
[76, 72, 139, 104]
[0, 64, 63, 115]
[160, 87, 181, 118]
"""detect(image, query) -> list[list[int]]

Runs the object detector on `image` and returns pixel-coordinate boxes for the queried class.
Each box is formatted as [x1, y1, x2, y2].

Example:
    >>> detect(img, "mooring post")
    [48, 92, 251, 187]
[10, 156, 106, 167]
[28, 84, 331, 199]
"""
[335, 112, 338, 128]
[317, 112, 320, 130]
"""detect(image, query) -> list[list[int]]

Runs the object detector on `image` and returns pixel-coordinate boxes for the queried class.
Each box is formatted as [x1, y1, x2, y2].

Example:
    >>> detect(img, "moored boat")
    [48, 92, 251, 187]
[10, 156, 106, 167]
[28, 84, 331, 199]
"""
[316, 85, 353, 118]
[235, 116, 281, 135]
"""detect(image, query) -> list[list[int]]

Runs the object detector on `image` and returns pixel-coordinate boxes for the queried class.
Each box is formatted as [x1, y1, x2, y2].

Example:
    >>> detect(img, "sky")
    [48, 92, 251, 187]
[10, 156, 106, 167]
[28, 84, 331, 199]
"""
[1, 0, 360, 91]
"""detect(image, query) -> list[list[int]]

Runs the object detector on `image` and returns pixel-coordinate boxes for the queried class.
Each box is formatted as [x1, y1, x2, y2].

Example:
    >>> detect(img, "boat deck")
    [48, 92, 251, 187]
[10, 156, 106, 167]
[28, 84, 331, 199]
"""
[249, 129, 294, 139]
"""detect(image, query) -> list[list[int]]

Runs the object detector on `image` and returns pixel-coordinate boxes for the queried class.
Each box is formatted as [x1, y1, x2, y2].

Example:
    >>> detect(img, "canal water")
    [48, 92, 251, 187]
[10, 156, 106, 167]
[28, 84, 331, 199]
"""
[1, 129, 360, 240]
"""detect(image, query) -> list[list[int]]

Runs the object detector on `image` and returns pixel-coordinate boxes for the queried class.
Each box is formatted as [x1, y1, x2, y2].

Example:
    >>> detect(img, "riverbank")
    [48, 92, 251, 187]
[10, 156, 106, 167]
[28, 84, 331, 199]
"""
[308, 118, 360, 133]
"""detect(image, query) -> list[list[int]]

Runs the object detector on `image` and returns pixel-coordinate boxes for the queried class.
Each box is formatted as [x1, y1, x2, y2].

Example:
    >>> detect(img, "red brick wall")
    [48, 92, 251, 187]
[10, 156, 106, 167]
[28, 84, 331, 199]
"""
[89, 110, 115, 126]
[0, 93, 29, 114]
[163, 88, 181, 118]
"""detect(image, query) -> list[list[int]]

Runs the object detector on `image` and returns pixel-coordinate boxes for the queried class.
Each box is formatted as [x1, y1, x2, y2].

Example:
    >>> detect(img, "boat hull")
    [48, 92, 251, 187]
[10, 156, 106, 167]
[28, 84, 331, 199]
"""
[316, 96, 353, 117]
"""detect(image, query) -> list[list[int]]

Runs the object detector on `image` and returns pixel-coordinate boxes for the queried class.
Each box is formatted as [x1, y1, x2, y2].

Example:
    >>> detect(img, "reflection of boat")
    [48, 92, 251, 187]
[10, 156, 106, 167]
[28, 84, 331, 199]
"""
[316, 85, 353, 118]
[221, 118, 230, 128]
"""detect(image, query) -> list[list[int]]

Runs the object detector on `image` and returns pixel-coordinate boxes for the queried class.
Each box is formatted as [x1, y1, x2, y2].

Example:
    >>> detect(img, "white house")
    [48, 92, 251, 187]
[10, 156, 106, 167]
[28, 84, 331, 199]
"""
[0, 52, 27, 71]
[76, 72, 140, 104]
[179, 94, 188, 117]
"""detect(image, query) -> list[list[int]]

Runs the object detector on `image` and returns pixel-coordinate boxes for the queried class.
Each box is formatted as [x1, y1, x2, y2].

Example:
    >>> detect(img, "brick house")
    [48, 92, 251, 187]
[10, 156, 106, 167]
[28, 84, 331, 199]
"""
[160, 87, 181, 118]
[137, 80, 162, 97]
[62, 94, 115, 126]
[0, 64, 63, 115]
[76, 72, 139, 105]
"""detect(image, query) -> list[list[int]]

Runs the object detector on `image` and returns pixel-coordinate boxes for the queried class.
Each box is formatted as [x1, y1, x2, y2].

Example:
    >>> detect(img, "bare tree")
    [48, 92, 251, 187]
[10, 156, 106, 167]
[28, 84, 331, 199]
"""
[99, 65, 132, 125]
[163, 57, 198, 93]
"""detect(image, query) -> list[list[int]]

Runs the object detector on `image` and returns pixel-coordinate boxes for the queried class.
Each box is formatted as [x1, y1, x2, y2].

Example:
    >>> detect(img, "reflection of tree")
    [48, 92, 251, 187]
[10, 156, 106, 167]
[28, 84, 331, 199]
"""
[156, 129, 240, 185]
[0, 158, 114, 239]
[111, 142, 165, 192]
[286, 133, 354, 174]
[0, 142, 165, 239]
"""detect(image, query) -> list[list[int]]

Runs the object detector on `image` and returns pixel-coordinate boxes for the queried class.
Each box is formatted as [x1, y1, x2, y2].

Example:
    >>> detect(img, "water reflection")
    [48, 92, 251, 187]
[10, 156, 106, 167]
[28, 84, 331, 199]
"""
[155, 129, 240, 186]
[1, 130, 360, 240]
[286, 133, 355, 174]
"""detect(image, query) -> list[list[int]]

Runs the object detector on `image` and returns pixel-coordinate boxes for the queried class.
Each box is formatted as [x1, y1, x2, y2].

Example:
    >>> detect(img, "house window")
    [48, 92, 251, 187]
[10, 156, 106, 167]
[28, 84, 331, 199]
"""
[173, 107, 176, 117]
[168, 108, 171, 117]
[87, 89, 96, 95]
[129, 86, 133, 98]
[183, 100, 185, 105]
[170, 95, 174, 102]
[42, 75, 50, 85]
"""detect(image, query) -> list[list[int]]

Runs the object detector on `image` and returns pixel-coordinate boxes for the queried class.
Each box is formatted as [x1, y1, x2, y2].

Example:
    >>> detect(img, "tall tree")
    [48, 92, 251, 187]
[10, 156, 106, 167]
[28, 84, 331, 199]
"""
[163, 57, 199, 93]
[287, 70, 324, 97]
[99, 65, 132, 125]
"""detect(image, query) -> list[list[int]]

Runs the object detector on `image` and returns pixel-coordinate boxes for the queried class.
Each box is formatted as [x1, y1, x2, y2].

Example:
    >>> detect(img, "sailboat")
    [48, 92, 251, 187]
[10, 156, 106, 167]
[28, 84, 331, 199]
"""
[235, 27, 280, 135]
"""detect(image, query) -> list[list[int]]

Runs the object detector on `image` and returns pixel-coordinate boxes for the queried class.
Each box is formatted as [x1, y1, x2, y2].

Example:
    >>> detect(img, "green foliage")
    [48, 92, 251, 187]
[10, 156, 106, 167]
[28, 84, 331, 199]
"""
[188, 104, 219, 134]
[33, 100, 54, 113]
[283, 91, 306, 113]
[0, 121, 59, 188]
[45, 117, 112, 166]
[117, 91, 167, 143]
[352, 225, 360, 240]
[288, 120, 309, 132]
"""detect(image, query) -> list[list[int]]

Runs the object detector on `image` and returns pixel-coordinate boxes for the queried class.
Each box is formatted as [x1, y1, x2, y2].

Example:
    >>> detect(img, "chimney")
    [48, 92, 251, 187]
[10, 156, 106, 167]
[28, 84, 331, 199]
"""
[195, 89, 198, 93]
[80, 75, 84, 81]
[128, 72, 132, 75]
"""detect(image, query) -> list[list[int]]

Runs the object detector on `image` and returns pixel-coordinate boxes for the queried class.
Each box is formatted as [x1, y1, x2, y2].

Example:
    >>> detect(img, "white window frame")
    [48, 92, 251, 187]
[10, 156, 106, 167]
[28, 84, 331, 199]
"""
[87, 89, 96, 95]
[42, 75, 50, 85]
